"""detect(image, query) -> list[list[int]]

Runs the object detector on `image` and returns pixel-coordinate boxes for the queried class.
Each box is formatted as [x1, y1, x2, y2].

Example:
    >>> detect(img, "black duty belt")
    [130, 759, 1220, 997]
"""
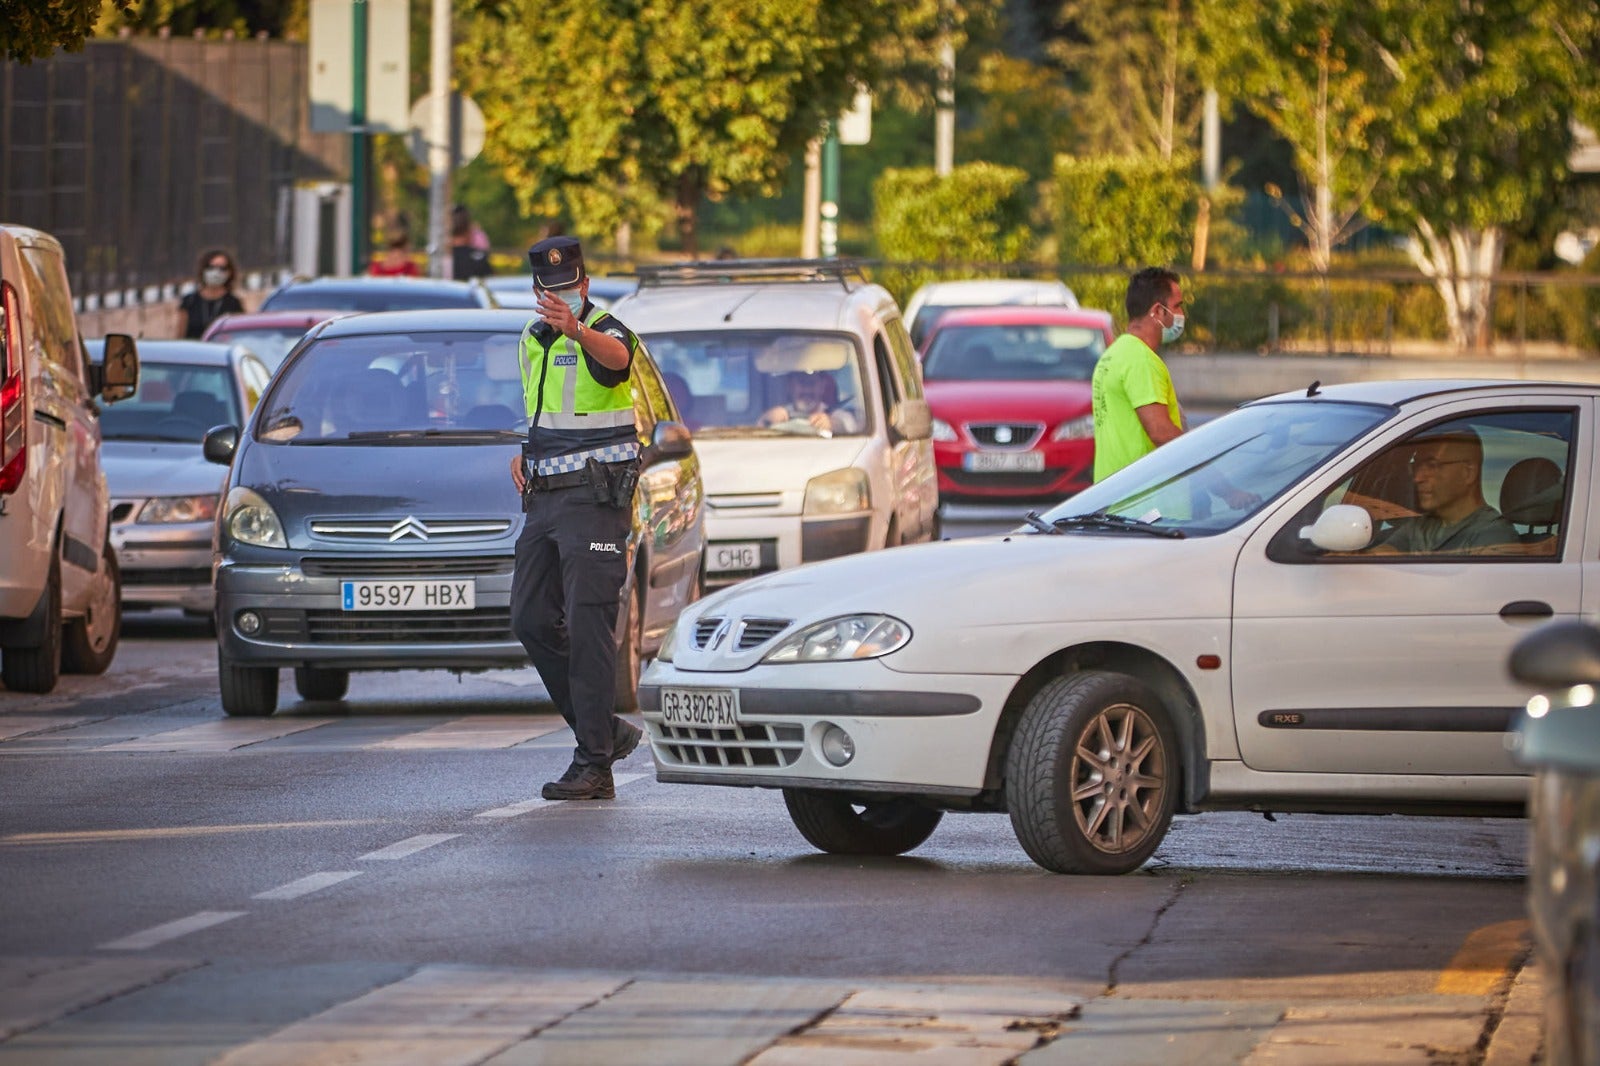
[531, 468, 592, 492]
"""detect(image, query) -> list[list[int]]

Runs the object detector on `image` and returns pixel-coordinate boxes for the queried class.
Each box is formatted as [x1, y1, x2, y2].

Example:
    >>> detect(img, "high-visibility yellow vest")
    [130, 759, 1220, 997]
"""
[519, 307, 634, 430]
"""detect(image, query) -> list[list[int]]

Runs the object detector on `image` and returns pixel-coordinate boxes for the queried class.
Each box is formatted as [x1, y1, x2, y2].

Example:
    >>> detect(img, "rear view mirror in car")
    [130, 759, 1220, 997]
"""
[890, 399, 932, 442]
[98, 333, 139, 402]
[1510, 620, 1600, 690]
[647, 420, 693, 463]
[1301, 504, 1372, 552]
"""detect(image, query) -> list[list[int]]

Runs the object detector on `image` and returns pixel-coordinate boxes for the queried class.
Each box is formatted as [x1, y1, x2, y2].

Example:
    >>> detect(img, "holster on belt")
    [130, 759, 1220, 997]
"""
[586, 457, 642, 509]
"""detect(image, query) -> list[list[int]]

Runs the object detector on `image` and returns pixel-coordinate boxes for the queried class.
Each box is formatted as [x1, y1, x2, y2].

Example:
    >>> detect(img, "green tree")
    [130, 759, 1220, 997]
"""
[1049, 0, 1205, 160]
[1199, 0, 1382, 273]
[458, 1, 878, 253]
[3, 0, 130, 61]
[1366, 0, 1600, 349]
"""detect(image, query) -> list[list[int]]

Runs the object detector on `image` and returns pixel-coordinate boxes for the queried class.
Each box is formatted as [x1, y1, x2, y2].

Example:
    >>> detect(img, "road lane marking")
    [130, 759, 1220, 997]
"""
[0, 716, 89, 741]
[98, 718, 337, 753]
[358, 834, 460, 861]
[1, 820, 380, 847]
[473, 773, 647, 818]
[98, 911, 246, 951]
[368, 716, 566, 750]
[1435, 918, 1529, 995]
[252, 871, 364, 901]
[211, 965, 627, 1066]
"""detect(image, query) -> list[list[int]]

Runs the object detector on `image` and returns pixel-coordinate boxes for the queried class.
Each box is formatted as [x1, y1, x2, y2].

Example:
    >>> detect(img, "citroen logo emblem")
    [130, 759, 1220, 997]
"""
[388, 516, 430, 542]
[995, 425, 1013, 444]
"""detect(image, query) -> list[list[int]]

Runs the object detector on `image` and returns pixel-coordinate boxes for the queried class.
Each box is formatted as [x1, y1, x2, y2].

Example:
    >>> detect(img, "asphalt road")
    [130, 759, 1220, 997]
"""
[0, 607, 1541, 1064]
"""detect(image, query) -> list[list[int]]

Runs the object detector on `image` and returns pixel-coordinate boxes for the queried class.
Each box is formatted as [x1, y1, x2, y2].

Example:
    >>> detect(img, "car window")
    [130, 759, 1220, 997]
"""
[872, 333, 900, 423]
[239, 355, 269, 412]
[255, 330, 528, 442]
[18, 245, 84, 390]
[1273, 408, 1577, 561]
[630, 346, 669, 439]
[884, 317, 924, 401]
[641, 329, 869, 440]
[99, 361, 244, 442]
[1042, 400, 1392, 536]
[922, 324, 1103, 382]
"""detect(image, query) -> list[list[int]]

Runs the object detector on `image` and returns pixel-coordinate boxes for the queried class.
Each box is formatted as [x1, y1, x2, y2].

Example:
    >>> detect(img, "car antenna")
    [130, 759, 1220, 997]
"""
[1306, 379, 1321, 397]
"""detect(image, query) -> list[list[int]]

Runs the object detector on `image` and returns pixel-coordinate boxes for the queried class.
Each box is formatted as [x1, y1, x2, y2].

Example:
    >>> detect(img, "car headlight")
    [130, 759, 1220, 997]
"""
[762, 614, 911, 663]
[930, 417, 958, 443]
[223, 486, 287, 548]
[1051, 413, 1094, 441]
[803, 468, 870, 516]
[656, 621, 677, 663]
[136, 494, 219, 524]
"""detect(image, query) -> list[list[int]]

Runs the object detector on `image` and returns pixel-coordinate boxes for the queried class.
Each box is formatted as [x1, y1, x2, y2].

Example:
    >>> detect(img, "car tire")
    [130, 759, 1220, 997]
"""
[219, 653, 279, 717]
[293, 666, 349, 702]
[62, 543, 120, 675]
[613, 583, 643, 714]
[1005, 670, 1179, 875]
[1, 550, 63, 694]
[782, 789, 943, 856]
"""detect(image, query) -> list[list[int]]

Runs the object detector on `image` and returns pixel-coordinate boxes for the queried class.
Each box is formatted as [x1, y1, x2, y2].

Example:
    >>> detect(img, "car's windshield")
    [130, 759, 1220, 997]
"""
[922, 323, 1103, 382]
[256, 330, 528, 443]
[1038, 400, 1392, 536]
[99, 361, 242, 442]
[262, 288, 480, 312]
[205, 327, 305, 371]
[643, 329, 869, 439]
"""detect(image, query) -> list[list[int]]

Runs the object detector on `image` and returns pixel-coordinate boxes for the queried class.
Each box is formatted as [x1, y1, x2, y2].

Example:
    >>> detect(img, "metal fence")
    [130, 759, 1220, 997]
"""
[0, 36, 346, 310]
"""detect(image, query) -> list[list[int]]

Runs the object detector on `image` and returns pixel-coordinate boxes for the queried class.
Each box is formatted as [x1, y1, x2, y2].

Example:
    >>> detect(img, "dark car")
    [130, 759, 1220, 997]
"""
[259, 276, 497, 313]
[204, 309, 704, 717]
[1510, 620, 1600, 1066]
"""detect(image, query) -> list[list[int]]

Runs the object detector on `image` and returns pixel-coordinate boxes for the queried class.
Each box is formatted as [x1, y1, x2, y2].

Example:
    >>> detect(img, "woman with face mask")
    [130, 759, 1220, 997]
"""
[178, 248, 244, 339]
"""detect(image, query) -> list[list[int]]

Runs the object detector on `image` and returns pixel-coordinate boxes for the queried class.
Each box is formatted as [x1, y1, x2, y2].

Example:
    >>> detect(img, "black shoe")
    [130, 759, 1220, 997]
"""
[611, 719, 643, 765]
[541, 764, 615, 801]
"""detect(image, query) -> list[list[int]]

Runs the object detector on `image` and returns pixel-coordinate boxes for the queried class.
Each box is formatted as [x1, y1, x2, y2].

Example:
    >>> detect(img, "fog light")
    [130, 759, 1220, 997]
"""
[237, 610, 262, 635]
[820, 724, 855, 767]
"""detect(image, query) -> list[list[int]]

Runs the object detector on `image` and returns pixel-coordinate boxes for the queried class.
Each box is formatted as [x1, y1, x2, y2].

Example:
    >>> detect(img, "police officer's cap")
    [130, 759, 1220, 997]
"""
[528, 236, 586, 290]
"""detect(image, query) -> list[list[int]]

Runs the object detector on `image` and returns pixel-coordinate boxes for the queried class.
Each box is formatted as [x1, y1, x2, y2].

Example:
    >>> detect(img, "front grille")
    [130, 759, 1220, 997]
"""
[654, 721, 805, 768]
[736, 618, 790, 650]
[303, 608, 513, 644]
[122, 567, 211, 586]
[693, 616, 725, 649]
[300, 555, 512, 578]
[308, 517, 513, 542]
[968, 422, 1044, 448]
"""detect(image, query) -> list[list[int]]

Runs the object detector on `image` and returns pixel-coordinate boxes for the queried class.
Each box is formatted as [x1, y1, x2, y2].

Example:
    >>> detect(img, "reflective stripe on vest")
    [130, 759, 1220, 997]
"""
[518, 308, 634, 425]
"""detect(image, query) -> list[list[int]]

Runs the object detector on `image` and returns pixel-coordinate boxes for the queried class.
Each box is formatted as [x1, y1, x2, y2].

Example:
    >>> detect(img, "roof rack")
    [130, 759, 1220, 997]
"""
[634, 257, 868, 291]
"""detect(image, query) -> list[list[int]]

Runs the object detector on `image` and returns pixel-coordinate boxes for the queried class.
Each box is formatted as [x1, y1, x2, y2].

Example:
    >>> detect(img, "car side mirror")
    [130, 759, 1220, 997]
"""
[1510, 620, 1600, 689]
[890, 398, 932, 442]
[1300, 504, 1372, 552]
[97, 333, 139, 403]
[646, 420, 693, 464]
[203, 425, 239, 466]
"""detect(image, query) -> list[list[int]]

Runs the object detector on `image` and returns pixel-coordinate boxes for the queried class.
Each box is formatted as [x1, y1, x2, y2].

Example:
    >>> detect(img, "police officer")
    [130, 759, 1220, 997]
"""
[508, 236, 644, 800]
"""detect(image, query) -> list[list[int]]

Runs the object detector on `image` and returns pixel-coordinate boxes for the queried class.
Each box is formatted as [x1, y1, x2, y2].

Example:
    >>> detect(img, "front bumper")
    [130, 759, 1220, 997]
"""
[933, 439, 1092, 501]
[112, 520, 214, 611]
[214, 555, 527, 671]
[638, 659, 1014, 793]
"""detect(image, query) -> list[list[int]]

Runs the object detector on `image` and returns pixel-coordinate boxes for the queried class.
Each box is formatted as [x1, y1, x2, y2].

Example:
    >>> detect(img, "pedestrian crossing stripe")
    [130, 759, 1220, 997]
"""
[0, 714, 597, 753]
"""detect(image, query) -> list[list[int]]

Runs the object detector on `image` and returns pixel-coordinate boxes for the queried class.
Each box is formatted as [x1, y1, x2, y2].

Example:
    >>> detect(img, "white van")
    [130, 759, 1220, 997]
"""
[610, 260, 938, 589]
[0, 224, 139, 692]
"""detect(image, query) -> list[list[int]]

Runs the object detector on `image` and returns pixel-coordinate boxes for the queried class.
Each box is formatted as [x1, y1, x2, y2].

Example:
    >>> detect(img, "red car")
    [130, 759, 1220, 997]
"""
[201, 309, 347, 372]
[921, 306, 1115, 502]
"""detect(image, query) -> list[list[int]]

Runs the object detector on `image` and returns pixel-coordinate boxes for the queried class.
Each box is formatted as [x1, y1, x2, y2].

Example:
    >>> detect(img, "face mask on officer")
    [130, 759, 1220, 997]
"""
[552, 287, 584, 319]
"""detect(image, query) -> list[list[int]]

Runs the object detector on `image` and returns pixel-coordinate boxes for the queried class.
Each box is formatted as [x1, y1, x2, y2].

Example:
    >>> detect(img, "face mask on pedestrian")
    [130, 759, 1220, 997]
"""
[203, 267, 229, 287]
[1156, 303, 1185, 345]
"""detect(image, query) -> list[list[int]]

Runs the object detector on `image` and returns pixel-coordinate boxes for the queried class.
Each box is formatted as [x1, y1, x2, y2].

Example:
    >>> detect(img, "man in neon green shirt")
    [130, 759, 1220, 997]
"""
[1091, 267, 1186, 481]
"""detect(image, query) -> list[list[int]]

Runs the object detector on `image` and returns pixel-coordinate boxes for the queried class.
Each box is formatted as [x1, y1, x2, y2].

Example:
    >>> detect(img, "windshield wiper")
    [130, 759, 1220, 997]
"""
[1052, 512, 1185, 539]
[343, 428, 519, 442]
[1022, 510, 1063, 535]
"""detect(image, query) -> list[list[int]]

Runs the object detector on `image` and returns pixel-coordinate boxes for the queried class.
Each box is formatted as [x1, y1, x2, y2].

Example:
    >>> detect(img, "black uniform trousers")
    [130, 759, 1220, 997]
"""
[510, 483, 632, 767]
